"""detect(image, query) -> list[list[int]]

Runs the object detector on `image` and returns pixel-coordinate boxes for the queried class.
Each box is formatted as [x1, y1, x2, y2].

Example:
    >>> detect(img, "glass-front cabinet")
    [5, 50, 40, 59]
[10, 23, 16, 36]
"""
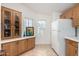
[4, 11, 11, 37]
[1, 7, 12, 39]
[1, 6, 21, 40]
[13, 11, 21, 38]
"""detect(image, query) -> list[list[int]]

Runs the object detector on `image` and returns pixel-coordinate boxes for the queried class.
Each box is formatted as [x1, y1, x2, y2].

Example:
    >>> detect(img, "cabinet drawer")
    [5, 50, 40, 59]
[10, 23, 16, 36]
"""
[66, 39, 78, 47]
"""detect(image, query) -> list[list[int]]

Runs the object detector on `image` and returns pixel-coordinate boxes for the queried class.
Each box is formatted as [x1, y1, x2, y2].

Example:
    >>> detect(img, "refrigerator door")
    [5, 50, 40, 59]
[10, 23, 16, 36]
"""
[51, 21, 58, 31]
[58, 19, 75, 37]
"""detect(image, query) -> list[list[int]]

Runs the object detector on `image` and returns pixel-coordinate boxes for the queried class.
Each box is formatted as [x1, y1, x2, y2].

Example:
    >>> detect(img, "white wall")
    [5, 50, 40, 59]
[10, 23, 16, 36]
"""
[51, 12, 61, 22]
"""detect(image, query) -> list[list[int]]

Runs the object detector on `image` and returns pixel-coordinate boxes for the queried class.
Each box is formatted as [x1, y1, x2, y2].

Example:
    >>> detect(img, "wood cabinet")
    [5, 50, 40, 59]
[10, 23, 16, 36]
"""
[66, 9, 73, 19]
[72, 5, 79, 27]
[0, 50, 6, 56]
[2, 41, 18, 56]
[60, 4, 79, 27]
[1, 6, 13, 39]
[31, 38, 35, 48]
[72, 5, 79, 18]
[12, 11, 21, 38]
[18, 40, 27, 54]
[60, 8, 73, 19]
[28, 38, 35, 50]
[72, 18, 79, 27]
[1, 37, 35, 56]
[65, 39, 78, 56]
[1, 6, 21, 40]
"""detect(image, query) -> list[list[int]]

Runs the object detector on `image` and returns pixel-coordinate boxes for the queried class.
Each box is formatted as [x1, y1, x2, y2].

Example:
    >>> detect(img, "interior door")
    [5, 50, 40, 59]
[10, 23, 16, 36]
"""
[36, 20, 47, 44]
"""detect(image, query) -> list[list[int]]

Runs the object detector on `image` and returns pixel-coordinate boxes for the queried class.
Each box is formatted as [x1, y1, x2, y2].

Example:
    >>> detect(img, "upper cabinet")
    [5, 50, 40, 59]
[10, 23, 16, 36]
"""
[72, 4, 79, 27]
[60, 9, 73, 19]
[60, 4, 79, 27]
[66, 9, 73, 19]
[72, 5, 79, 18]
[1, 6, 22, 40]
[72, 5, 79, 27]
[1, 6, 13, 39]
[12, 11, 21, 38]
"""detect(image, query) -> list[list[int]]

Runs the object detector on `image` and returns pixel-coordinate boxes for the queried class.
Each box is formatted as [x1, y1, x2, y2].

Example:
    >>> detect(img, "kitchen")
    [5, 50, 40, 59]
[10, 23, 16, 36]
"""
[0, 3, 79, 56]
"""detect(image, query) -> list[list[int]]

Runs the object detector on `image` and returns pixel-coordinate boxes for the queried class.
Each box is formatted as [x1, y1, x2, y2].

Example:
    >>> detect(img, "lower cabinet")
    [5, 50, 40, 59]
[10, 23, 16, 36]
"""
[2, 41, 18, 56]
[28, 38, 35, 50]
[18, 40, 27, 54]
[1, 37, 35, 56]
[65, 39, 78, 56]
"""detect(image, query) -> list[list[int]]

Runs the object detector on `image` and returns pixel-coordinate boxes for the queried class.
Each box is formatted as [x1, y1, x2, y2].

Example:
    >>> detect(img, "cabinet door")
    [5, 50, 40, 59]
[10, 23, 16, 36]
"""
[1, 6, 12, 39]
[25, 39, 28, 51]
[72, 5, 79, 27]
[18, 40, 26, 54]
[9, 42, 18, 56]
[2, 43, 11, 56]
[66, 44, 78, 56]
[27, 39, 31, 50]
[76, 6, 79, 18]
[72, 18, 79, 27]
[31, 38, 35, 48]
[66, 9, 73, 19]
[12, 11, 21, 38]
[60, 9, 73, 19]
[2, 41, 18, 56]
[28, 38, 35, 50]
[73, 5, 79, 18]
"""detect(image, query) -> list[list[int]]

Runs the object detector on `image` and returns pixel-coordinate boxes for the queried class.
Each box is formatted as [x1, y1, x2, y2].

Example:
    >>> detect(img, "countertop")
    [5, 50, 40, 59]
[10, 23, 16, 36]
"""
[1, 36, 35, 44]
[65, 37, 79, 42]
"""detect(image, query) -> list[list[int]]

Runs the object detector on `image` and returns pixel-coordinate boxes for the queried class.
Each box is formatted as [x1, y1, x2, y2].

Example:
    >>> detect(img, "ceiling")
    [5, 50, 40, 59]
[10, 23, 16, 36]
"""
[23, 3, 75, 15]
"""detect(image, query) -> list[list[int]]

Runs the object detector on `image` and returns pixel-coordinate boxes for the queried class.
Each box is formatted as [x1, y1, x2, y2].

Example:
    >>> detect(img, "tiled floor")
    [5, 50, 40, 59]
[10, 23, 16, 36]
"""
[21, 44, 57, 56]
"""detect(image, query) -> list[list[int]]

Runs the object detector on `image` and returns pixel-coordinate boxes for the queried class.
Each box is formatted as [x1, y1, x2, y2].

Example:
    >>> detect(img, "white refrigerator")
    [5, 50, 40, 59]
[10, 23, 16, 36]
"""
[51, 19, 75, 56]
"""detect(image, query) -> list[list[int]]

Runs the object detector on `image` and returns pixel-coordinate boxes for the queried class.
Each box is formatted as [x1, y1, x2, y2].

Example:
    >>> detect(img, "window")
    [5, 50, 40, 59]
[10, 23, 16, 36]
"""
[22, 17, 33, 37]
[26, 18, 33, 27]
